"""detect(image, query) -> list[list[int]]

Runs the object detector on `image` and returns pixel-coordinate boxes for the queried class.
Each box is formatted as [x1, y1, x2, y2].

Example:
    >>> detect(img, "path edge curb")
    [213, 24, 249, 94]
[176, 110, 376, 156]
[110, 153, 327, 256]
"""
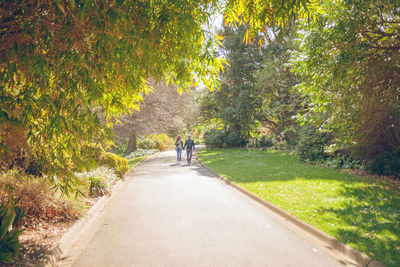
[195, 155, 384, 267]
[37, 152, 159, 267]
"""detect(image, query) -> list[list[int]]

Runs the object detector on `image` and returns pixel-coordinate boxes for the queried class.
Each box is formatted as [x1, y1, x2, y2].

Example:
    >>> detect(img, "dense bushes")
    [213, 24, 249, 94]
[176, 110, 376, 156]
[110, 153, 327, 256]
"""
[137, 134, 174, 151]
[203, 129, 224, 148]
[296, 126, 331, 162]
[324, 155, 363, 170]
[247, 136, 274, 148]
[368, 149, 400, 177]
[203, 129, 244, 148]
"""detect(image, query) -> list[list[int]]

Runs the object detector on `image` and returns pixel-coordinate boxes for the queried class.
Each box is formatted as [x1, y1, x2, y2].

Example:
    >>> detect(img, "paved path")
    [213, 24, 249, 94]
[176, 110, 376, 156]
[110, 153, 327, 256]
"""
[70, 150, 346, 267]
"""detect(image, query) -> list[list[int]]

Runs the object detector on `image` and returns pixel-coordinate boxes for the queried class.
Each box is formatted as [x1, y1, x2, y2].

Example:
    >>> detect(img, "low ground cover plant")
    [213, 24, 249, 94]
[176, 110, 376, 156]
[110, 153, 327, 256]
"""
[198, 148, 400, 267]
[75, 167, 119, 197]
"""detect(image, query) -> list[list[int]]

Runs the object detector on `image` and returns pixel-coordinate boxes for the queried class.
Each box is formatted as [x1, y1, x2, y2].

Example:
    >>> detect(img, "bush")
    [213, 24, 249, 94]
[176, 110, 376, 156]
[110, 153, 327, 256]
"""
[203, 129, 225, 148]
[204, 129, 244, 148]
[227, 131, 242, 146]
[247, 136, 274, 149]
[80, 144, 129, 178]
[0, 171, 80, 223]
[98, 152, 129, 178]
[296, 126, 331, 162]
[324, 155, 362, 169]
[114, 139, 128, 155]
[368, 149, 400, 177]
[137, 134, 174, 151]
[0, 199, 25, 264]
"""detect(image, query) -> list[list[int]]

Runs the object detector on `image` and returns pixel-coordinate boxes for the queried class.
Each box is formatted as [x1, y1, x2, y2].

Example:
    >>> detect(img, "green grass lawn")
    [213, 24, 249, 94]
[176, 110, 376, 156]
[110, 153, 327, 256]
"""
[198, 148, 400, 267]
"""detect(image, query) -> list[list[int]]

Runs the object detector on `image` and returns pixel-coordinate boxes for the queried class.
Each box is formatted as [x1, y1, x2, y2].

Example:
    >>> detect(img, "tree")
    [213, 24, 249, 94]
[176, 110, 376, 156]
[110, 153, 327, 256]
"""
[255, 33, 303, 145]
[0, 0, 224, 185]
[291, 0, 400, 161]
[200, 24, 263, 138]
[224, 0, 322, 44]
[111, 80, 195, 152]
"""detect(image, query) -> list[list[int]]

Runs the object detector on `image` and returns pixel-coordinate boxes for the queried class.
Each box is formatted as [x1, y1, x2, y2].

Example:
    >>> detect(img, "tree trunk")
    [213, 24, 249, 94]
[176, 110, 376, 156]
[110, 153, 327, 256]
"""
[126, 128, 137, 152]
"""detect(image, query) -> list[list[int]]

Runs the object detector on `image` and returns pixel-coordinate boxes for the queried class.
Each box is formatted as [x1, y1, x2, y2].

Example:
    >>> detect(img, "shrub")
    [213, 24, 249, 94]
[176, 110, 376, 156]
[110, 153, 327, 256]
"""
[80, 144, 129, 178]
[203, 129, 244, 148]
[247, 136, 274, 149]
[368, 149, 400, 177]
[259, 135, 274, 148]
[227, 131, 242, 146]
[0, 199, 25, 264]
[0, 171, 80, 223]
[137, 134, 174, 151]
[324, 155, 362, 169]
[203, 129, 225, 148]
[98, 152, 129, 178]
[114, 139, 128, 155]
[296, 126, 331, 162]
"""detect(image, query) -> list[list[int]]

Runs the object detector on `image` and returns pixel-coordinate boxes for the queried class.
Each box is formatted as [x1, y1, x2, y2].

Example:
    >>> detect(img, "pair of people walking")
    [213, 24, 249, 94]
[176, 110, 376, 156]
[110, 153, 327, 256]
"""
[175, 134, 195, 166]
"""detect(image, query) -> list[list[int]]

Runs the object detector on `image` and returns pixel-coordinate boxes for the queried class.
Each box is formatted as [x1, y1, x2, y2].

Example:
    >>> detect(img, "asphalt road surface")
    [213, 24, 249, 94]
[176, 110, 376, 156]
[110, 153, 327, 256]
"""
[71, 150, 346, 267]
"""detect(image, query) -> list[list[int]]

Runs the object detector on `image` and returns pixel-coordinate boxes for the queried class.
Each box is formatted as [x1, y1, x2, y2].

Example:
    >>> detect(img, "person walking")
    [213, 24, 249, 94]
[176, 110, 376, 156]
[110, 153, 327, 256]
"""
[183, 134, 195, 166]
[175, 136, 184, 165]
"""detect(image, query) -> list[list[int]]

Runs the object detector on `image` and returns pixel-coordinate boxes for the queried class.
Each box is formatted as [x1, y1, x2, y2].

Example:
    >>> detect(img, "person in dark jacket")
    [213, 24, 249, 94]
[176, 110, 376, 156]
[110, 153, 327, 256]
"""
[175, 136, 184, 165]
[183, 134, 195, 165]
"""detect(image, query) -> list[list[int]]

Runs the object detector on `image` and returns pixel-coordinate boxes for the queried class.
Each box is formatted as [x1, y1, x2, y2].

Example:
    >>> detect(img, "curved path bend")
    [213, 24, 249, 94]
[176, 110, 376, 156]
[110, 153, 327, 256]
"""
[68, 150, 351, 267]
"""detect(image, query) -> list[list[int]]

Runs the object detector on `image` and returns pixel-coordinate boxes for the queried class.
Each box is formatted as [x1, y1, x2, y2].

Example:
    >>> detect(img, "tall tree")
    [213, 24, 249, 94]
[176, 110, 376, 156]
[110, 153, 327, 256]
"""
[200, 24, 263, 138]
[255, 34, 302, 144]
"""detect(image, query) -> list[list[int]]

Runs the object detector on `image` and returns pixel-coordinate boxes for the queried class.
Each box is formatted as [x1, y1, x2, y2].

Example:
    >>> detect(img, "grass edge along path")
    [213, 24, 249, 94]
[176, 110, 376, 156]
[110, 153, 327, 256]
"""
[128, 154, 149, 168]
[198, 148, 400, 267]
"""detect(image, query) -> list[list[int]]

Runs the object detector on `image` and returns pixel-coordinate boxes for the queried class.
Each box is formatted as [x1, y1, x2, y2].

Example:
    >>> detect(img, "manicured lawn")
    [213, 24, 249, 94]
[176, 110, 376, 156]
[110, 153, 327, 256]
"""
[198, 148, 400, 267]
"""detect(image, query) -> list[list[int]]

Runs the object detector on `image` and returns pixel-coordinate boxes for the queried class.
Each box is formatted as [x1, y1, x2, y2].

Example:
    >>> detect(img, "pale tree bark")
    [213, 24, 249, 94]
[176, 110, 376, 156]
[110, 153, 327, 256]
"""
[126, 128, 138, 152]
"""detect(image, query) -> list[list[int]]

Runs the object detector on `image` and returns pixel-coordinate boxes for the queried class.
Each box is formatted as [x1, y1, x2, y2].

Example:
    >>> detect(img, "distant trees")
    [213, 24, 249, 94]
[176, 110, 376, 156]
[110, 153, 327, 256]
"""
[111, 80, 195, 152]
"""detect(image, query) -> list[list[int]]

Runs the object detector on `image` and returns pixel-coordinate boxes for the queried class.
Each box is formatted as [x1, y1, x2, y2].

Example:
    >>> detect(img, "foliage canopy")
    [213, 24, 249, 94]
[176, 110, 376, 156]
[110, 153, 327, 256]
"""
[0, 0, 322, 191]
